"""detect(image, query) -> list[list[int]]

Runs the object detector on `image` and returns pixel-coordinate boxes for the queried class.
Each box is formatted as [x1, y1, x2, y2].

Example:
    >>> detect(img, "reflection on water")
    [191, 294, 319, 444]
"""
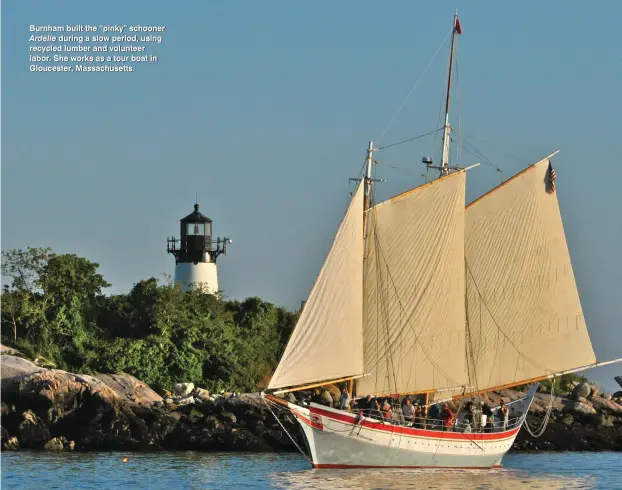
[272, 467, 593, 490]
[2, 451, 619, 489]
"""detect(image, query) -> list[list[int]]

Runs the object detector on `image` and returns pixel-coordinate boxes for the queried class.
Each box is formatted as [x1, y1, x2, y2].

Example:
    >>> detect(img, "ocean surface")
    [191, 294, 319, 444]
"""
[1, 451, 620, 489]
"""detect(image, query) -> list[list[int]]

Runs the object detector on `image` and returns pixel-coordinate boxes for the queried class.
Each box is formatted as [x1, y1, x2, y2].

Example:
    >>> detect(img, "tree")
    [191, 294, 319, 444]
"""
[1, 246, 299, 393]
[1, 247, 51, 294]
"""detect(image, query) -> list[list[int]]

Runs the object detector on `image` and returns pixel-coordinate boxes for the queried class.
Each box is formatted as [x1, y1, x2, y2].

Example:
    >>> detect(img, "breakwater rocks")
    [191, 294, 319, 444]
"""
[1, 356, 301, 452]
[1, 355, 621, 453]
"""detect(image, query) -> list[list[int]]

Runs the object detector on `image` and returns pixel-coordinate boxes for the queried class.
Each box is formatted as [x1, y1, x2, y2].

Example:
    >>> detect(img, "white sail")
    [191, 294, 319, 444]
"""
[464, 158, 596, 391]
[357, 171, 469, 396]
[268, 182, 365, 390]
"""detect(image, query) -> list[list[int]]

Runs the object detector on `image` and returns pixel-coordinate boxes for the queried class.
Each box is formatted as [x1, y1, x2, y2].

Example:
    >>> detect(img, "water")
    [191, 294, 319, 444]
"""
[2, 452, 620, 489]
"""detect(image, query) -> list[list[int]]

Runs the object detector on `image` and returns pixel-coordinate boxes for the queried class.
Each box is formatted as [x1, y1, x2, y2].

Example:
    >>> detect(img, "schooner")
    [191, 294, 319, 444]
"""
[262, 12, 621, 469]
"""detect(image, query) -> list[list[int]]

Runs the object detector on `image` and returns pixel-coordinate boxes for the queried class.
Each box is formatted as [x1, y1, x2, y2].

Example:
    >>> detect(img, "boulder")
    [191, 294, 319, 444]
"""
[563, 399, 597, 415]
[572, 382, 591, 399]
[203, 415, 225, 434]
[591, 414, 615, 428]
[0, 344, 23, 356]
[590, 396, 622, 414]
[173, 383, 195, 396]
[94, 373, 163, 405]
[44, 437, 65, 451]
[561, 414, 574, 426]
[194, 388, 210, 401]
[18, 410, 51, 449]
[1, 355, 46, 390]
[174, 395, 195, 406]
[1, 369, 155, 450]
[220, 412, 237, 424]
[589, 385, 600, 398]
[3, 436, 19, 450]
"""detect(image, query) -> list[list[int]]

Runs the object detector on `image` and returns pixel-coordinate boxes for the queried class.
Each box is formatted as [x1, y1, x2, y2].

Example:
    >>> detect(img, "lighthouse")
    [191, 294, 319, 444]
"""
[166, 203, 231, 294]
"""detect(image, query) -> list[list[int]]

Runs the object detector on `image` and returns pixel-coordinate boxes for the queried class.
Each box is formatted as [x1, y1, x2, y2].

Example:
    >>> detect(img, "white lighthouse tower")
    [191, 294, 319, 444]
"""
[166, 203, 231, 294]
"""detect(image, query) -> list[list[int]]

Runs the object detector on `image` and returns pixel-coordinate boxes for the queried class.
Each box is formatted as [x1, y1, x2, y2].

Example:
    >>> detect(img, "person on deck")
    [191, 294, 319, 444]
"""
[402, 398, 414, 424]
[355, 394, 373, 414]
[482, 403, 494, 432]
[381, 401, 393, 421]
[428, 403, 441, 430]
[440, 403, 455, 431]
[413, 403, 424, 428]
[321, 389, 334, 408]
[339, 387, 349, 410]
[498, 399, 509, 431]
[370, 399, 383, 420]
[311, 389, 324, 405]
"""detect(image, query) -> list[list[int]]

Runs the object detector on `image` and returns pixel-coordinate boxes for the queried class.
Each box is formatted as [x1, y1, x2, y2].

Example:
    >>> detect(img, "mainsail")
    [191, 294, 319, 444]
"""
[464, 157, 596, 392]
[357, 170, 469, 396]
[268, 182, 365, 390]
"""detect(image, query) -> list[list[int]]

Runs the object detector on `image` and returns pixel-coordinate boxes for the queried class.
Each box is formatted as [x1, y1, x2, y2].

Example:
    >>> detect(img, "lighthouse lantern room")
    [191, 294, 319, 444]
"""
[167, 203, 231, 294]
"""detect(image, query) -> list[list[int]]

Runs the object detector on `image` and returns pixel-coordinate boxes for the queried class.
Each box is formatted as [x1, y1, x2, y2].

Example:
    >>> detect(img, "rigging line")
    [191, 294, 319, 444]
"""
[462, 131, 529, 166]
[376, 128, 443, 151]
[371, 160, 401, 398]
[465, 261, 550, 375]
[464, 269, 479, 391]
[460, 139, 497, 169]
[523, 384, 553, 438]
[376, 27, 454, 144]
[262, 398, 312, 464]
[460, 144, 498, 172]
[433, 28, 453, 168]
[373, 216, 400, 396]
[371, 230, 464, 388]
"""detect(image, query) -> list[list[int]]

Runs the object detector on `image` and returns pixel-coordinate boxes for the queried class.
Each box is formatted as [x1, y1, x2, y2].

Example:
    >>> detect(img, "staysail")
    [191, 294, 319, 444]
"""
[464, 158, 596, 392]
[357, 170, 469, 396]
[268, 182, 365, 390]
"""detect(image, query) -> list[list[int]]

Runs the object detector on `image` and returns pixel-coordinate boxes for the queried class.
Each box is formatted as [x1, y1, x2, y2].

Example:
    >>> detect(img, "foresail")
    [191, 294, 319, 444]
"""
[358, 171, 469, 396]
[268, 182, 365, 390]
[464, 158, 596, 392]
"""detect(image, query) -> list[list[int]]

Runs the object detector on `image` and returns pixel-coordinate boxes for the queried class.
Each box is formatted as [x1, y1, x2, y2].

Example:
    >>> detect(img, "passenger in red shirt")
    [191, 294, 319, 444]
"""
[440, 403, 455, 432]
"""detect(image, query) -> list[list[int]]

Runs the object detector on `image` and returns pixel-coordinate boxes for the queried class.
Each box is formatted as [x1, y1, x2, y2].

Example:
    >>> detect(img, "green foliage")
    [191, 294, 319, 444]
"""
[1, 247, 298, 392]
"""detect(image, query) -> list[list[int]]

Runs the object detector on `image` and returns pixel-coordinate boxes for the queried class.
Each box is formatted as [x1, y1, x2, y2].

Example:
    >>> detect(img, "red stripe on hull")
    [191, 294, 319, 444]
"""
[309, 406, 519, 441]
[293, 410, 324, 430]
[313, 464, 504, 469]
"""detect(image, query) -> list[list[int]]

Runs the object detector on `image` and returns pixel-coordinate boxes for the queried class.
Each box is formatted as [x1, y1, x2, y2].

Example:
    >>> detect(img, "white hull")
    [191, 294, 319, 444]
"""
[282, 386, 537, 469]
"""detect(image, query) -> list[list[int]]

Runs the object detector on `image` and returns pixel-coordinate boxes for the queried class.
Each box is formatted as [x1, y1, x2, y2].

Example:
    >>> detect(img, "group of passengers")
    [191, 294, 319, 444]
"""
[307, 388, 510, 433]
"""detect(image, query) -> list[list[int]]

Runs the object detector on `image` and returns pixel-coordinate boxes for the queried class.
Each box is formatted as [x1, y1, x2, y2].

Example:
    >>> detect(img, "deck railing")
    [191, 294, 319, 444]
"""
[352, 408, 524, 433]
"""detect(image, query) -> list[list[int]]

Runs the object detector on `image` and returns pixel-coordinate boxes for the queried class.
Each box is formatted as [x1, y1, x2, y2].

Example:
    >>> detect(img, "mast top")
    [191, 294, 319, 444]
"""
[440, 11, 462, 177]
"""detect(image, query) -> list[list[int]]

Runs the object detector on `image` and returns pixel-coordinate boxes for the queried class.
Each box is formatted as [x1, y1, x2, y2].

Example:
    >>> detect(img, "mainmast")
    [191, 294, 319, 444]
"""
[348, 141, 374, 400]
[364, 141, 373, 211]
[440, 11, 462, 177]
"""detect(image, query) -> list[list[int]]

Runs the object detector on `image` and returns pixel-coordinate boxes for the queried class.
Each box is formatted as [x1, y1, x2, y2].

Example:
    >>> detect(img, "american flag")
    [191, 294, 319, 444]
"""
[548, 161, 556, 193]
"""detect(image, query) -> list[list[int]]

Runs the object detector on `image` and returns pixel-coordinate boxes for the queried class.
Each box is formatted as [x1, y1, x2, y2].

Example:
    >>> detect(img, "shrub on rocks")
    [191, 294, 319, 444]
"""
[572, 382, 591, 399]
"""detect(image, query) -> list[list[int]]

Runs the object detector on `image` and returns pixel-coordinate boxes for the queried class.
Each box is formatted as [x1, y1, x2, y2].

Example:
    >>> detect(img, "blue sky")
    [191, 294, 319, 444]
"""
[2, 1, 621, 390]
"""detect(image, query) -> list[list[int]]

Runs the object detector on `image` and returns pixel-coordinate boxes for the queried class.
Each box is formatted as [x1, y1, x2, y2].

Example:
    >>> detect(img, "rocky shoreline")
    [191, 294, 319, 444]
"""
[2, 355, 621, 453]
